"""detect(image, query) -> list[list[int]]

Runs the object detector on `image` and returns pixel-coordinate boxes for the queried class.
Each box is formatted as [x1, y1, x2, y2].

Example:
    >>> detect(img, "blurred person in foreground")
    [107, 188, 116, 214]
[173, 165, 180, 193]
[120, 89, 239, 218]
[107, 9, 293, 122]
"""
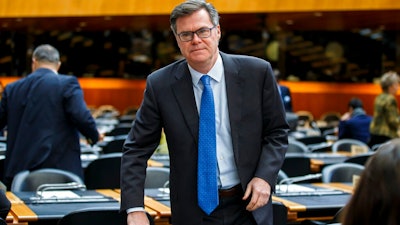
[0, 44, 100, 189]
[120, 1, 289, 225]
[338, 97, 372, 144]
[340, 138, 400, 225]
[369, 71, 400, 148]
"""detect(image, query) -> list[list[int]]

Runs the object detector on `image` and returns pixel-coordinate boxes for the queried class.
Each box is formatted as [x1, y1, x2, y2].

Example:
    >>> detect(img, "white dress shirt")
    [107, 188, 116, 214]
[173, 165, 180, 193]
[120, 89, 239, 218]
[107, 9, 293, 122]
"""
[189, 54, 240, 189]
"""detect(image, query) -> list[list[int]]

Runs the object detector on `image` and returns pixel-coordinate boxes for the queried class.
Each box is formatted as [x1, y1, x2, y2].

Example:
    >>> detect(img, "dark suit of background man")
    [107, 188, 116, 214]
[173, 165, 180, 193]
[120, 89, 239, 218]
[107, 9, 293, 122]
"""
[274, 69, 293, 112]
[338, 97, 372, 144]
[0, 44, 100, 189]
[120, 1, 289, 225]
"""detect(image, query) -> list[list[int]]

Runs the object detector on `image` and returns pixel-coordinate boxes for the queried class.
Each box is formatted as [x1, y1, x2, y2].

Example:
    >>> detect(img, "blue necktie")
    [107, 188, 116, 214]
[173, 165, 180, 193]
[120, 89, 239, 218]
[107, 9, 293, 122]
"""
[198, 75, 218, 215]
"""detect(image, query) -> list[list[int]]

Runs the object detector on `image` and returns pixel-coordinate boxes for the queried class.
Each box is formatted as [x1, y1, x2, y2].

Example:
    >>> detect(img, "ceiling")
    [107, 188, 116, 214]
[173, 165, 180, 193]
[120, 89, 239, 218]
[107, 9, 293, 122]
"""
[0, 10, 399, 33]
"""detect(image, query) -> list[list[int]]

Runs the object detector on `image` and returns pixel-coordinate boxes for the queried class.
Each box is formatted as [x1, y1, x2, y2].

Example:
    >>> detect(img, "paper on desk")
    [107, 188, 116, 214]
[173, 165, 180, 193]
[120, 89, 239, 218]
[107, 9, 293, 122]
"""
[275, 184, 315, 193]
[38, 191, 80, 199]
[157, 188, 170, 194]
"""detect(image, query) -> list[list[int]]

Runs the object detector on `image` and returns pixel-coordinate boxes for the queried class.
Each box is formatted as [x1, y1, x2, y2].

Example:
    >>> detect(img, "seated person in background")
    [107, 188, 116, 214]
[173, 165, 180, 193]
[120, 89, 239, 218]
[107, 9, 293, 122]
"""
[274, 69, 293, 112]
[338, 97, 372, 143]
[340, 138, 400, 225]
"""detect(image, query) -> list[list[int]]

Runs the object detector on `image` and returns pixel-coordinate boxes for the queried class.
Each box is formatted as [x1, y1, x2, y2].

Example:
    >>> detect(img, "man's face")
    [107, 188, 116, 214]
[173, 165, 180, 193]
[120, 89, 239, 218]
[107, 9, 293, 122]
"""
[174, 9, 221, 69]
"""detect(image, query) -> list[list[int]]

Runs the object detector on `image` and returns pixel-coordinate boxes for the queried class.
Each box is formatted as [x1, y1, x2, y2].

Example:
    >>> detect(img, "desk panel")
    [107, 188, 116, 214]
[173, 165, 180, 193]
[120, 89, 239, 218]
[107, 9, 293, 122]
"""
[272, 183, 352, 222]
[8, 184, 352, 224]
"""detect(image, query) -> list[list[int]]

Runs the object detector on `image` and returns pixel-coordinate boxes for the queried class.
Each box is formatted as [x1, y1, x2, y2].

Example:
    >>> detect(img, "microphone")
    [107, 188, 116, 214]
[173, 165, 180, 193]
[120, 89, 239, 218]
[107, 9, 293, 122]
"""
[279, 173, 322, 185]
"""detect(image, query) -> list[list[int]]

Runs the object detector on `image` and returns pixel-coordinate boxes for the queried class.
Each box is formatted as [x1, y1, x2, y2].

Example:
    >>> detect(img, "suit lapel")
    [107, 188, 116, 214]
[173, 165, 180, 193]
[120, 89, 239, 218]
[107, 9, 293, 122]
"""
[220, 53, 243, 155]
[171, 63, 199, 142]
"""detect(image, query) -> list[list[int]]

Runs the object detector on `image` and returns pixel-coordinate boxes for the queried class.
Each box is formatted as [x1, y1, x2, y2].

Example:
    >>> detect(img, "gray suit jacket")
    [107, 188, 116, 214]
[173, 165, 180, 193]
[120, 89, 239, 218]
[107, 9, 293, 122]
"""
[121, 52, 289, 225]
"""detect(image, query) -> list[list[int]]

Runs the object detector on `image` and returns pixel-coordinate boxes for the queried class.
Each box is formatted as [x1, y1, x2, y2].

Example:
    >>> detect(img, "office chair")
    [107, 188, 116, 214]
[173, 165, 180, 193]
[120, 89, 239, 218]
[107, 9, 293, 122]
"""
[105, 123, 132, 136]
[287, 140, 309, 153]
[11, 168, 85, 192]
[272, 201, 287, 225]
[321, 162, 364, 183]
[276, 170, 289, 185]
[331, 138, 370, 153]
[320, 111, 341, 127]
[281, 156, 312, 178]
[295, 110, 314, 127]
[57, 206, 154, 225]
[101, 135, 127, 154]
[296, 136, 327, 146]
[145, 167, 170, 189]
[344, 152, 374, 165]
[84, 153, 122, 189]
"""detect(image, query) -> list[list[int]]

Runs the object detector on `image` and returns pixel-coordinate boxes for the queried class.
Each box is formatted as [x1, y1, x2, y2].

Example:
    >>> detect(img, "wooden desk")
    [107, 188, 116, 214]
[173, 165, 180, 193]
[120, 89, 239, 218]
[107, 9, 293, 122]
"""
[8, 184, 352, 224]
[7, 189, 170, 225]
[286, 152, 351, 172]
[114, 189, 171, 225]
[272, 182, 353, 222]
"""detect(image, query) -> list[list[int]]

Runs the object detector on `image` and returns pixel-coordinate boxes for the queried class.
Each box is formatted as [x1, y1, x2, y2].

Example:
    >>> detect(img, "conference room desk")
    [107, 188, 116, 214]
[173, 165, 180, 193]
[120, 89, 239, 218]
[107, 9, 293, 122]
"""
[7, 183, 352, 225]
[272, 182, 353, 222]
[286, 152, 351, 173]
[128, 183, 352, 224]
[6, 189, 170, 225]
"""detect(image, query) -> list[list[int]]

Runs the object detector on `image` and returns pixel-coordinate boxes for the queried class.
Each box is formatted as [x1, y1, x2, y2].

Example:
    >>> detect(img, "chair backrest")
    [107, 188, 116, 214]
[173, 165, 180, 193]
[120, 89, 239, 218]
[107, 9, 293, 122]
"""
[320, 111, 341, 126]
[272, 201, 287, 225]
[102, 136, 127, 154]
[276, 170, 289, 185]
[57, 206, 154, 225]
[11, 168, 85, 192]
[287, 140, 309, 153]
[296, 110, 314, 122]
[321, 162, 365, 183]
[105, 123, 132, 136]
[145, 167, 170, 189]
[344, 152, 374, 165]
[281, 156, 312, 178]
[332, 138, 370, 153]
[296, 136, 327, 146]
[84, 153, 122, 189]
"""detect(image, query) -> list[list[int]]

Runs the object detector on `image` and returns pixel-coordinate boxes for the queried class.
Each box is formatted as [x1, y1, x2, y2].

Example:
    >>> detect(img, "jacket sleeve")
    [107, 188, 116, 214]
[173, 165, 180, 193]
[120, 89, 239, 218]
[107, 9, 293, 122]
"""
[63, 76, 99, 144]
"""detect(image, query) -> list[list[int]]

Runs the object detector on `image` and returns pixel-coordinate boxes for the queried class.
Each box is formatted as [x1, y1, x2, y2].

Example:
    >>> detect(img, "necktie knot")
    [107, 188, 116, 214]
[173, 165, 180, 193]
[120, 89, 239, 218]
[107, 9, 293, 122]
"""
[201, 75, 211, 86]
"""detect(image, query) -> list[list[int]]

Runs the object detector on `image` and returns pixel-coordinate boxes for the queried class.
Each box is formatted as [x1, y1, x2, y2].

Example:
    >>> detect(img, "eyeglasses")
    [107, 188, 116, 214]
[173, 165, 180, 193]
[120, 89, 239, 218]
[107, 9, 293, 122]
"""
[176, 25, 216, 42]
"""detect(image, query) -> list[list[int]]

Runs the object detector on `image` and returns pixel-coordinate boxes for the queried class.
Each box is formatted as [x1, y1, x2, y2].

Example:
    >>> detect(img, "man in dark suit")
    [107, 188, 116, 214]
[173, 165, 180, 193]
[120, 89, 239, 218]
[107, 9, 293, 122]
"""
[339, 97, 372, 144]
[120, 1, 289, 225]
[274, 69, 293, 112]
[0, 44, 100, 189]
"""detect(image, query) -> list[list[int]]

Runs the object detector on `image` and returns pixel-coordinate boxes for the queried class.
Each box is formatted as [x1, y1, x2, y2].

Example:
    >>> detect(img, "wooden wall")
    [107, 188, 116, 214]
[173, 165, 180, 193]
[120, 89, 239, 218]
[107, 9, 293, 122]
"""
[1, 77, 397, 119]
[280, 81, 383, 119]
[0, 0, 399, 17]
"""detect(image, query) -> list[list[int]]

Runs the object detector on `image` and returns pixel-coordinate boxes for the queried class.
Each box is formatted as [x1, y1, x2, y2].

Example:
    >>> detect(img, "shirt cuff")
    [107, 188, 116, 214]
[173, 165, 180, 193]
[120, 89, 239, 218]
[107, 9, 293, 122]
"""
[126, 207, 145, 214]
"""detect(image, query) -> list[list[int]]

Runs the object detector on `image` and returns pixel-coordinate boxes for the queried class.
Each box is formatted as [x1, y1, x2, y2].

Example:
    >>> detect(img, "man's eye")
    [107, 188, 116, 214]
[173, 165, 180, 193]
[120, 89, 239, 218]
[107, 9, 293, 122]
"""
[197, 29, 208, 35]
[180, 32, 191, 38]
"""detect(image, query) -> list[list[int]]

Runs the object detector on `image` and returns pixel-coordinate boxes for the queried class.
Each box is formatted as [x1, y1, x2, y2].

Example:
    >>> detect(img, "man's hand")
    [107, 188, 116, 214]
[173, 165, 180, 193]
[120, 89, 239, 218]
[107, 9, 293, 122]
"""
[242, 177, 271, 211]
[127, 211, 150, 225]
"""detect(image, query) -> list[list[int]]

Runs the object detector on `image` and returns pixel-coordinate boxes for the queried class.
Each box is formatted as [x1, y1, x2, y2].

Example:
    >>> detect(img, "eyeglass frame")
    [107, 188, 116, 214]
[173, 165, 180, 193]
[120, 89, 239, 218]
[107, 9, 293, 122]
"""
[176, 25, 217, 42]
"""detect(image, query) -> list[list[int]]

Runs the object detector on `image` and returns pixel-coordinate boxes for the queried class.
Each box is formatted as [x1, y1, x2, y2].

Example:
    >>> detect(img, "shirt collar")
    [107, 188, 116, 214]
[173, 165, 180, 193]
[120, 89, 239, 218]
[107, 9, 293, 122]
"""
[188, 53, 223, 86]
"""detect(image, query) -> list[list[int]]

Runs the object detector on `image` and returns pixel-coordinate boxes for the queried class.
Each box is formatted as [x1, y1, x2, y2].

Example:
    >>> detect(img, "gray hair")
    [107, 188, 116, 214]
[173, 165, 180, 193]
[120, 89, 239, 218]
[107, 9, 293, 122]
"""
[170, 0, 219, 34]
[32, 44, 60, 64]
[380, 71, 400, 92]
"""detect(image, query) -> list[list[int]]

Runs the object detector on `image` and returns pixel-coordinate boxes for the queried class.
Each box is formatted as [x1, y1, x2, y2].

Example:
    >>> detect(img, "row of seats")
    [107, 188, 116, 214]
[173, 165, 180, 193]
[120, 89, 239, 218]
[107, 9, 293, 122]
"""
[10, 154, 170, 192]
[278, 162, 365, 184]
